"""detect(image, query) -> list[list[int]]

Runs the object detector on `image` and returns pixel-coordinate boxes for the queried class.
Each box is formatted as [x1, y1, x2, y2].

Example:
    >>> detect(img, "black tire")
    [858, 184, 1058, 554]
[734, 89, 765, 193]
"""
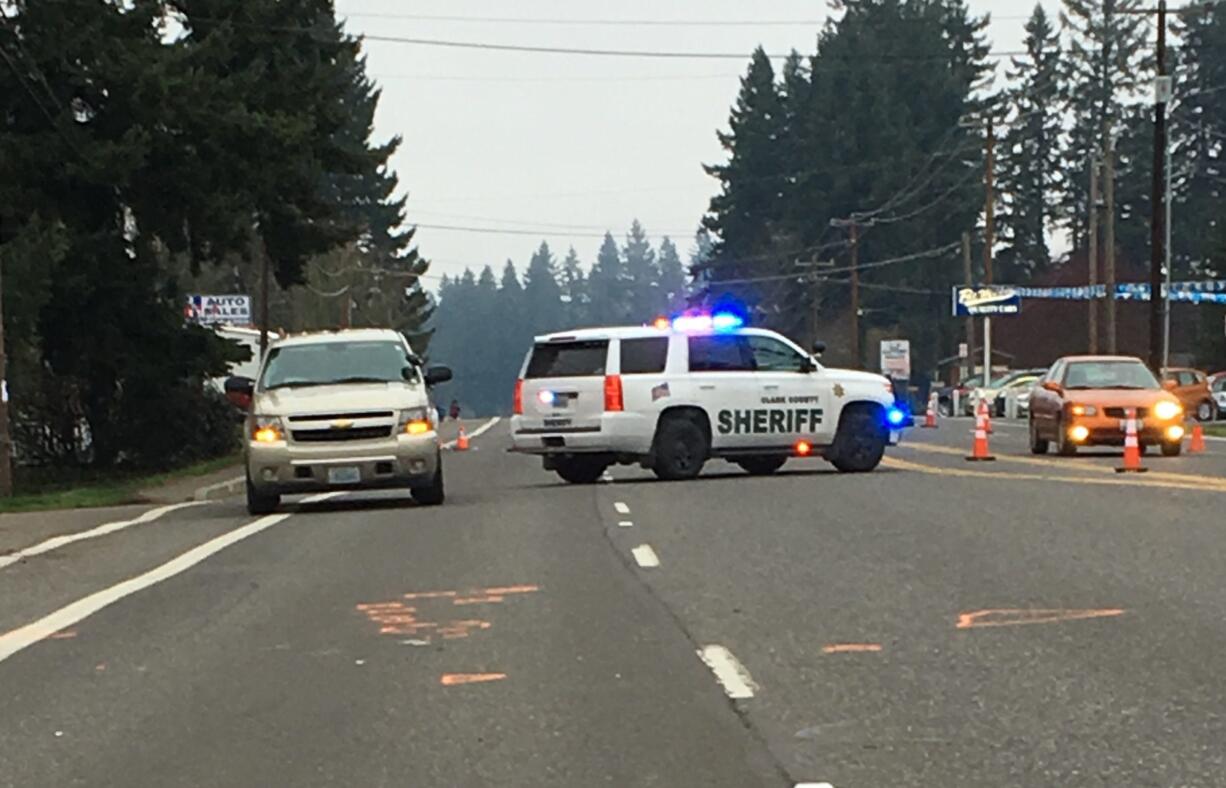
[736, 456, 787, 476]
[411, 458, 446, 506]
[1056, 419, 1078, 456]
[554, 457, 609, 485]
[1029, 418, 1049, 455]
[938, 399, 953, 417]
[829, 407, 887, 473]
[1196, 400, 1216, 422]
[1161, 440, 1183, 457]
[652, 417, 708, 481]
[246, 475, 279, 516]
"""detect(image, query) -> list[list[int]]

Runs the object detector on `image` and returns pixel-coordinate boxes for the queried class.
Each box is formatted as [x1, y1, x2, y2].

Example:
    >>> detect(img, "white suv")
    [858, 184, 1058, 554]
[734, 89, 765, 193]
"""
[509, 318, 904, 483]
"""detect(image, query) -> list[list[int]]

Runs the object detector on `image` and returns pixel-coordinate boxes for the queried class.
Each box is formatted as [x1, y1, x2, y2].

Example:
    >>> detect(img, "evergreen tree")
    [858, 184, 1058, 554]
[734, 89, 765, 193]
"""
[997, 3, 1064, 281]
[523, 241, 563, 335]
[623, 220, 660, 317]
[558, 246, 589, 326]
[588, 232, 629, 325]
[657, 237, 688, 315]
[1060, 0, 1154, 249]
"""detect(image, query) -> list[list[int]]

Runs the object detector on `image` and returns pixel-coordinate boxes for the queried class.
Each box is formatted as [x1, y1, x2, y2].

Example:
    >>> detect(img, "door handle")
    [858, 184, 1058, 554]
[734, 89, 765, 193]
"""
[700, 384, 716, 391]
[764, 384, 781, 391]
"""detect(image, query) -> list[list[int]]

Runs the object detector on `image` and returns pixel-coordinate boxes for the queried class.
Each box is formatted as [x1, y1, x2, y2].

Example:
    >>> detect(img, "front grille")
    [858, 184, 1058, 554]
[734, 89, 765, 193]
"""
[1104, 407, 1149, 419]
[288, 411, 394, 422]
[292, 426, 393, 443]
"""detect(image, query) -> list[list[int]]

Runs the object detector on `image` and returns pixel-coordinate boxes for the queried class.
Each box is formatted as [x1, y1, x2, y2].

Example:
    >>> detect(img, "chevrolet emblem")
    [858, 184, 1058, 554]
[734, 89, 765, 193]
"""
[331, 419, 354, 430]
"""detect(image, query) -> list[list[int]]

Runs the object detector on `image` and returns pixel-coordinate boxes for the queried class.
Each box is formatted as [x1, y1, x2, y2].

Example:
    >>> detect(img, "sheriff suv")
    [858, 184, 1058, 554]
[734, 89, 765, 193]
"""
[225, 329, 453, 514]
[509, 316, 904, 483]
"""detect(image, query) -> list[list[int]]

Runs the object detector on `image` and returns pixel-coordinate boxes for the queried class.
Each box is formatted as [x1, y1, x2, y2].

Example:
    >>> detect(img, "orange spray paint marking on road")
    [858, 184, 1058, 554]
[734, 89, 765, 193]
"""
[821, 643, 882, 654]
[402, 590, 457, 601]
[453, 596, 505, 605]
[956, 608, 1125, 629]
[48, 630, 77, 640]
[440, 673, 506, 686]
[481, 585, 539, 596]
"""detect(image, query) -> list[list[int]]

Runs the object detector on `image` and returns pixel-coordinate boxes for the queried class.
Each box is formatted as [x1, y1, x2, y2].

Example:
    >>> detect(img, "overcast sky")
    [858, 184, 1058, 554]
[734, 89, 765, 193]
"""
[334, 1, 1061, 284]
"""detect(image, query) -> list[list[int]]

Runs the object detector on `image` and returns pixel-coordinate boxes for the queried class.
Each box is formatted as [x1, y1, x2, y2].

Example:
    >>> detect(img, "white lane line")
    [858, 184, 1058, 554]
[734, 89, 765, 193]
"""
[631, 544, 659, 568]
[613, 501, 630, 515]
[697, 645, 758, 700]
[193, 475, 244, 501]
[0, 492, 339, 664]
[617, 520, 634, 528]
[796, 783, 835, 788]
[0, 501, 208, 571]
[442, 416, 501, 449]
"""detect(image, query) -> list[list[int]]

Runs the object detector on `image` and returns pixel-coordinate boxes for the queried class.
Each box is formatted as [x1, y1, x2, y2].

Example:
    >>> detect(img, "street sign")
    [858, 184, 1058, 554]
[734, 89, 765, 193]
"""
[952, 286, 1021, 317]
[958, 342, 968, 359]
[185, 294, 252, 326]
[880, 339, 911, 380]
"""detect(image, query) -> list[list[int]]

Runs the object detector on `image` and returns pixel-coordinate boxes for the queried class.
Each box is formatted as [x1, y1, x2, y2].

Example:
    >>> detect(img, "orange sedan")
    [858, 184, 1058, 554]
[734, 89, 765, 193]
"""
[1029, 355, 1186, 457]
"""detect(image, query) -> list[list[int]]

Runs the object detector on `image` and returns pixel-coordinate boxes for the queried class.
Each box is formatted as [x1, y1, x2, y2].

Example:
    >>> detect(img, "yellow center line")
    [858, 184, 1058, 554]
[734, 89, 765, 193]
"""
[883, 455, 1225, 494]
[901, 441, 1226, 488]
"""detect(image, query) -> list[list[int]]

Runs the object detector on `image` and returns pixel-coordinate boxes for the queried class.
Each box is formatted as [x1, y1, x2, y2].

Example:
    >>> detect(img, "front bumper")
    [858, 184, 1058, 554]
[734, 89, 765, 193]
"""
[246, 432, 440, 494]
[1067, 417, 1184, 446]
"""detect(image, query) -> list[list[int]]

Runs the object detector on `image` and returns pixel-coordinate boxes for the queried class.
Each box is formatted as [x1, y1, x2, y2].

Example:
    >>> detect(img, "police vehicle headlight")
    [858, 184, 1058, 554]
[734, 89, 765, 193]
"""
[1153, 400, 1182, 421]
[399, 407, 433, 435]
[251, 416, 285, 444]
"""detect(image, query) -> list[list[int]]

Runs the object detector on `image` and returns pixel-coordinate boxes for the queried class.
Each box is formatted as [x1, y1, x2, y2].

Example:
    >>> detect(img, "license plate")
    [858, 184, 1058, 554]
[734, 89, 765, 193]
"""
[327, 466, 361, 485]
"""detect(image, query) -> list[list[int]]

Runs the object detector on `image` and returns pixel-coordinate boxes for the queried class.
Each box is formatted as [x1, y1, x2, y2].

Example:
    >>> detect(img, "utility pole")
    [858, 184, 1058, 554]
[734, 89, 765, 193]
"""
[1163, 134, 1174, 369]
[1105, 134, 1118, 353]
[962, 232, 976, 376]
[1149, 0, 1169, 372]
[256, 233, 271, 360]
[849, 222, 860, 369]
[983, 115, 996, 285]
[0, 253, 12, 497]
[1088, 155, 1100, 354]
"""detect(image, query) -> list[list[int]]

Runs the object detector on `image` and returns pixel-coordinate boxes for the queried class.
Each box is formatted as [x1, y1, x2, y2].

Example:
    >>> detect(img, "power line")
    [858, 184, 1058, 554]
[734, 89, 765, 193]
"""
[339, 12, 831, 27]
[413, 222, 692, 239]
[706, 241, 961, 287]
[407, 210, 694, 235]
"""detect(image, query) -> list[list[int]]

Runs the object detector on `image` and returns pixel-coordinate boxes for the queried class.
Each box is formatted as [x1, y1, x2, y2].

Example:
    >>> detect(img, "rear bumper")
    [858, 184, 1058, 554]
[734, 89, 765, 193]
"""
[246, 433, 439, 494]
[509, 413, 653, 455]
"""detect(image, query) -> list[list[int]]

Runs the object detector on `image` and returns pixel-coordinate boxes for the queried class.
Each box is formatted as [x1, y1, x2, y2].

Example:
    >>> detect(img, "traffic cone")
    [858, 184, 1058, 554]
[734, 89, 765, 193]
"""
[977, 398, 994, 435]
[966, 403, 995, 461]
[455, 422, 470, 451]
[1190, 422, 1206, 454]
[1116, 409, 1147, 473]
[922, 392, 938, 429]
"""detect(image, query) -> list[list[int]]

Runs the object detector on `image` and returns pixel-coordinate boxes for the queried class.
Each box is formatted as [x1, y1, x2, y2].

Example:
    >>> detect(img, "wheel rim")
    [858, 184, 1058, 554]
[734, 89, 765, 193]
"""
[1199, 402, 1212, 421]
[671, 439, 695, 472]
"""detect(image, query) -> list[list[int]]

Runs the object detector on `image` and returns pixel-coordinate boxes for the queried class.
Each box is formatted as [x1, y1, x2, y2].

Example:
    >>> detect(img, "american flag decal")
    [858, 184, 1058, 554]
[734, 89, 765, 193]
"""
[651, 382, 671, 401]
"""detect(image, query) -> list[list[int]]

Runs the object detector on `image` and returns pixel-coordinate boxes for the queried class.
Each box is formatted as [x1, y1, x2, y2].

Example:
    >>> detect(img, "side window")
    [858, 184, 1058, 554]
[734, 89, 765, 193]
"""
[688, 335, 754, 372]
[619, 338, 669, 375]
[746, 335, 808, 372]
[1045, 362, 1063, 383]
[1179, 371, 1197, 387]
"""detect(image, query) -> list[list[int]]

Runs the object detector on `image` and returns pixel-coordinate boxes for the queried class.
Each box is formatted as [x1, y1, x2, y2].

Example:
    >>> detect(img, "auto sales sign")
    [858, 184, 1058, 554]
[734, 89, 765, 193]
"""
[185, 294, 252, 326]
[952, 286, 1021, 317]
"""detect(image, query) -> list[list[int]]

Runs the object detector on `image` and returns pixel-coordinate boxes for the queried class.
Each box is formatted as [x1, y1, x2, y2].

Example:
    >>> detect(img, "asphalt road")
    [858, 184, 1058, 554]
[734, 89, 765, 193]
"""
[2, 416, 1226, 787]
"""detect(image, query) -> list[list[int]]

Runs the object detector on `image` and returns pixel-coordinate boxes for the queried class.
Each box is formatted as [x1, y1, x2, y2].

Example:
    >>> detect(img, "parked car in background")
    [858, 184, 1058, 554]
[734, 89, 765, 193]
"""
[970, 369, 1044, 416]
[992, 371, 1044, 417]
[1160, 367, 1217, 422]
[1212, 375, 1226, 420]
[935, 373, 984, 417]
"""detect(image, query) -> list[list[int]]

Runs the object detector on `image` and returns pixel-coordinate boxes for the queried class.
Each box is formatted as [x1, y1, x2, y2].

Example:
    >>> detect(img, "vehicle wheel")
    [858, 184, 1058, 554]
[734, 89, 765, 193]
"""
[554, 457, 609, 485]
[652, 417, 708, 481]
[829, 407, 887, 473]
[1055, 419, 1078, 456]
[1029, 418, 1049, 455]
[246, 475, 279, 516]
[938, 400, 953, 417]
[1162, 440, 1183, 457]
[411, 458, 446, 505]
[736, 456, 787, 476]
[1196, 400, 1215, 422]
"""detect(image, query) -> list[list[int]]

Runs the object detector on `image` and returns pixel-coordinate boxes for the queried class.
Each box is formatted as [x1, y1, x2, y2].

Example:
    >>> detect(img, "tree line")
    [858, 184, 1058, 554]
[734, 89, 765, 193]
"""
[428, 222, 699, 416]
[1, 1, 430, 474]
[698, 0, 1226, 373]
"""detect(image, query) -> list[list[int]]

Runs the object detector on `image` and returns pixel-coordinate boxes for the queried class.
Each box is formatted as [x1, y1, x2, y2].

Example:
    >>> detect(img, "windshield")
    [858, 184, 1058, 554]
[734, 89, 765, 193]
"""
[260, 341, 416, 389]
[1063, 361, 1159, 390]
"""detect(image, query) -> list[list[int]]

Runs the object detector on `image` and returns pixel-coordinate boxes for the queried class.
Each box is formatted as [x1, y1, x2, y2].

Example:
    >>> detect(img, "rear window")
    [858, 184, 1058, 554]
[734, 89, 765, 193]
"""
[619, 338, 669, 374]
[525, 340, 608, 378]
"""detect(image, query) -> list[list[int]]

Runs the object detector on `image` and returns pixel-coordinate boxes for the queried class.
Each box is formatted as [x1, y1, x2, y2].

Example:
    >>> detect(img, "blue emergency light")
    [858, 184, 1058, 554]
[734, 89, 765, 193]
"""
[887, 406, 906, 427]
[670, 311, 745, 333]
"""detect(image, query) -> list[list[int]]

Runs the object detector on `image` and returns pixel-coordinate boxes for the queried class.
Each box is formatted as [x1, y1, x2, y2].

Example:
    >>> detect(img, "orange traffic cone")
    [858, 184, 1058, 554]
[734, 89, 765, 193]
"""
[1116, 408, 1147, 473]
[455, 422, 470, 451]
[966, 402, 995, 461]
[922, 392, 938, 429]
[980, 398, 994, 435]
[1190, 422, 1206, 454]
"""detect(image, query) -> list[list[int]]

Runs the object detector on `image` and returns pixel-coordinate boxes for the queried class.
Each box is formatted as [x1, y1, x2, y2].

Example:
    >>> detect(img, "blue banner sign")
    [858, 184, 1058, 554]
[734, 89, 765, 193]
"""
[952, 286, 1022, 317]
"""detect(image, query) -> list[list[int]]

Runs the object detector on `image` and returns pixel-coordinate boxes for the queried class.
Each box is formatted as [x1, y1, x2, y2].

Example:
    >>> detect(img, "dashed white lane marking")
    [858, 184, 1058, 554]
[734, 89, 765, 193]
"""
[0, 501, 208, 571]
[617, 520, 634, 528]
[0, 493, 340, 664]
[613, 502, 630, 515]
[631, 544, 659, 568]
[442, 416, 501, 449]
[795, 783, 835, 788]
[697, 645, 758, 700]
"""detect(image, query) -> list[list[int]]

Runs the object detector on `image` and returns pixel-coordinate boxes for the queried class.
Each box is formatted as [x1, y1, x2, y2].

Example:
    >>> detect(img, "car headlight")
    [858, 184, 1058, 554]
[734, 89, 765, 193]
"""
[399, 407, 432, 435]
[1070, 404, 1097, 417]
[1153, 400, 1182, 421]
[251, 416, 285, 444]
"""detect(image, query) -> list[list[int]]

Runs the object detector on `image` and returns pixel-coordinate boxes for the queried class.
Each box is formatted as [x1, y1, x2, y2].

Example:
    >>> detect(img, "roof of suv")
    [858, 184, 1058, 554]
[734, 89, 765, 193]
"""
[272, 328, 406, 349]
[534, 325, 781, 343]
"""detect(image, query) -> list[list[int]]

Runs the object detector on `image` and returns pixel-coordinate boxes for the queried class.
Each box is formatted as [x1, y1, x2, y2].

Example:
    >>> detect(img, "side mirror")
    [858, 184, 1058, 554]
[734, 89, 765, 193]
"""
[799, 357, 817, 374]
[812, 341, 827, 356]
[1162, 379, 1178, 391]
[224, 376, 255, 410]
[1041, 380, 1063, 395]
[424, 365, 453, 386]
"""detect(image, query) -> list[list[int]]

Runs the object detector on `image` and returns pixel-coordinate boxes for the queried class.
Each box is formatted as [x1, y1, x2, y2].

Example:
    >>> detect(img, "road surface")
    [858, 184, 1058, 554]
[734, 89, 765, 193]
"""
[2, 417, 1225, 787]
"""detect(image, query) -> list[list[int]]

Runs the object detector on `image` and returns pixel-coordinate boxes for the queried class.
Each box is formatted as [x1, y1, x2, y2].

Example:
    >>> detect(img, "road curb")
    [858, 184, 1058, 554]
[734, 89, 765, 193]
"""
[192, 475, 245, 502]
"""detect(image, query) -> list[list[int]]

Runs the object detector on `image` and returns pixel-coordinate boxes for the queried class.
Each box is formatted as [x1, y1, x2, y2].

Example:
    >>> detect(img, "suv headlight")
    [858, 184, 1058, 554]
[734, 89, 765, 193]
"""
[251, 416, 285, 444]
[399, 407, 432, 435]
[1154, 400, 1182, 421]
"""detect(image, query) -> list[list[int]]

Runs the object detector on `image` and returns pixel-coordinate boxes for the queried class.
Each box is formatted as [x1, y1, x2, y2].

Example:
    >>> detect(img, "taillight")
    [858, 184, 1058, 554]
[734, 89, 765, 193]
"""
[603, 374, 624, 412]
[513, 379, 524, 415]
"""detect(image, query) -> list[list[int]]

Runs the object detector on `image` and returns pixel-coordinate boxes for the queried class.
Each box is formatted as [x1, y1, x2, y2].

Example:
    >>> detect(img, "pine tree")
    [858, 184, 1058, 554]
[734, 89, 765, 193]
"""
[997, 3, 1064, 281]
[657, 237, 688, 315]
[1060, 0, 1154, 249]
[558, 246, 589, 326]
[588, 232, 629, 325]
[622, 220, 660, 318]
[523, 241, 563, 335]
